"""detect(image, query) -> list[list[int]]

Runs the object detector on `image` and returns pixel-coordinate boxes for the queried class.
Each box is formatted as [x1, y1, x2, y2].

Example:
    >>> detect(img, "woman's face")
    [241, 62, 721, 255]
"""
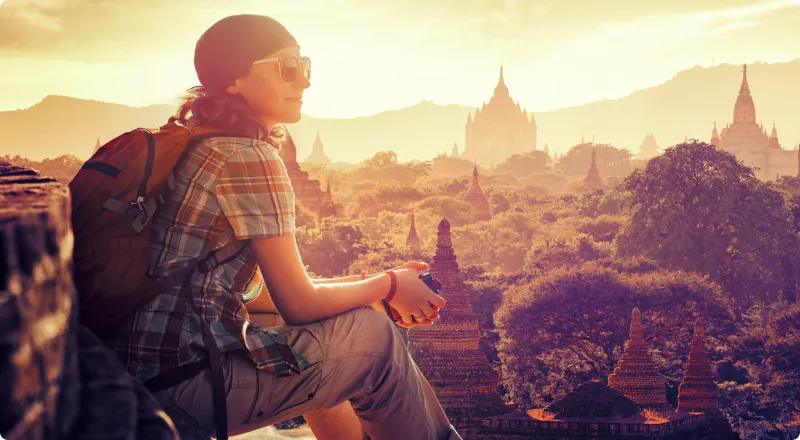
[226, 45, 310, 128]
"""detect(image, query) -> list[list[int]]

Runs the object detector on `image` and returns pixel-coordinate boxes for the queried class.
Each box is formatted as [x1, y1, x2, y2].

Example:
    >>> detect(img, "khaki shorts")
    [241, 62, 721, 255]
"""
[155, 307, 453, 440]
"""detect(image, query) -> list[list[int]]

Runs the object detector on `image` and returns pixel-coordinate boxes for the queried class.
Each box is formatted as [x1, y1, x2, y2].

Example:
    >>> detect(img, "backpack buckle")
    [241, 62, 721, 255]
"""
[132, 196, 145, 211]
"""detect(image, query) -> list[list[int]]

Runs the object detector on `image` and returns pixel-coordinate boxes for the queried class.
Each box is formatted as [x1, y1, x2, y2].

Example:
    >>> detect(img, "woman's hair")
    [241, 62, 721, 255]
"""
[174, 85, 286, 149]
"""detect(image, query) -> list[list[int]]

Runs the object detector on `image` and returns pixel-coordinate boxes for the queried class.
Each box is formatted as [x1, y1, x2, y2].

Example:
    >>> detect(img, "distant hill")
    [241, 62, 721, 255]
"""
[1, 60, 798, 162]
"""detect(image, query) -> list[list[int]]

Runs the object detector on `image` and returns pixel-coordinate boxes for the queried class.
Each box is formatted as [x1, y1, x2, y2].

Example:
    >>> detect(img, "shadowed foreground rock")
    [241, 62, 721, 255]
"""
[0, 161, 179, 440]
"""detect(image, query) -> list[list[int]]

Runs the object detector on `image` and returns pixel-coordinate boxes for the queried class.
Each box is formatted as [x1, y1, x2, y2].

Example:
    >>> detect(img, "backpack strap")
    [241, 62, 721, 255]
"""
[144, 238, 248, 440]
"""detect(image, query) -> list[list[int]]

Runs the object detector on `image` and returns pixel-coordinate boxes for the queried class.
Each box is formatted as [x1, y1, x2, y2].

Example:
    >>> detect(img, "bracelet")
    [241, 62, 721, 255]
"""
[384, 270, 397, 302]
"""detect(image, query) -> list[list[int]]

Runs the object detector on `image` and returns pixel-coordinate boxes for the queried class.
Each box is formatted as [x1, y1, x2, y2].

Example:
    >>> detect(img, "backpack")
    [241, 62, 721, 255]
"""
[69, 117, 244, 440]
[69, 117, 242, 334]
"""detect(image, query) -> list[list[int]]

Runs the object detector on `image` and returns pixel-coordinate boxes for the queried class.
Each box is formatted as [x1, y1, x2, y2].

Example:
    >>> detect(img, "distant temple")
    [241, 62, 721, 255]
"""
[465, 66, 537, 165]
[304, 130, 332, 166]
[637, 133, 661, 160]
[452, 142, 461, 158]
[280, 131, 338, 217]
[317, 179, 338, 221]
[583, 147, 603, 190]
[406, 212, 420, 247]
[464, 163, 491, 220]
[711, 64, 796, 180]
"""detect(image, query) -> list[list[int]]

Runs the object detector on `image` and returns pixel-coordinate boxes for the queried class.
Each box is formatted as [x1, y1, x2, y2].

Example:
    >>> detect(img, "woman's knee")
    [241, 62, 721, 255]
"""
[316, 307, 407, 369]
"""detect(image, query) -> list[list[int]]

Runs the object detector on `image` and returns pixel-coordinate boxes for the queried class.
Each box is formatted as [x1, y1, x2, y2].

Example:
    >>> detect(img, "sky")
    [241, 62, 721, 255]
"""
[1, 0, 800, 118]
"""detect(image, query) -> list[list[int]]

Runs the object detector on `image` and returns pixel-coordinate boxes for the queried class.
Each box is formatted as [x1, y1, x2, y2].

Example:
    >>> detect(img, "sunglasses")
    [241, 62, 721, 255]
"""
[252, 55, 311, 82]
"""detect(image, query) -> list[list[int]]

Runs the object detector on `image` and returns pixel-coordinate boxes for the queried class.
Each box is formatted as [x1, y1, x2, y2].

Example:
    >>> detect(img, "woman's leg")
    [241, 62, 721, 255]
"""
[304, 402, 363, 440]
[249, 312, 363, 440]
[158, 308, 461, 440]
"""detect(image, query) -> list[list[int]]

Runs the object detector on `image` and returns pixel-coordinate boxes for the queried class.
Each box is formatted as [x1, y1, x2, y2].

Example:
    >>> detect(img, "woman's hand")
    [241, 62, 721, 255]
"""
[388, 261, 429, 273]
[388, 268, 446, 325]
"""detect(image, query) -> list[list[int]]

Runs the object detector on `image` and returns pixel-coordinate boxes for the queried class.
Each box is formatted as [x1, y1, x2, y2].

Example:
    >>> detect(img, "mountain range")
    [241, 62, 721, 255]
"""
[1, 60, 798, 163]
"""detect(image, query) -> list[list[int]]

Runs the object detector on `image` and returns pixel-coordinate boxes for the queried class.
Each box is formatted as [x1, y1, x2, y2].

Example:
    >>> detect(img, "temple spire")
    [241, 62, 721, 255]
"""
[493, 65, 509, 97]
[739, 63, 750, 95]
[406, 212, 420, 247]
[465, 160, 490, 220]
[584, 147, 602, 189]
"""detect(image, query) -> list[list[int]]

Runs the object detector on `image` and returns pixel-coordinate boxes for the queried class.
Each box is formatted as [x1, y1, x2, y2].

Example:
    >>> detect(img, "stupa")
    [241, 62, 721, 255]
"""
[406, 212, 420, 247]
[464, 163, 491, 221]
[677, 319, 723, 418]
[408, 218, 512, 421]
[304, 130, 332, 165]
[583, 147, 603, 189]
[607, 308, 672, 413]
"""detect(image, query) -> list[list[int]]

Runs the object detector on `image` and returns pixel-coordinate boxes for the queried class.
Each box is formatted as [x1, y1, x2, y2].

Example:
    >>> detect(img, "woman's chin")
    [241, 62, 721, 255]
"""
[281, 110, 303, 124]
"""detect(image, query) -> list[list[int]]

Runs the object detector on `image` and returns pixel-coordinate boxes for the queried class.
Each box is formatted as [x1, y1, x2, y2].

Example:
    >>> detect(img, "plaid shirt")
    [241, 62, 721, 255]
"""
[101, 136, 307, 383]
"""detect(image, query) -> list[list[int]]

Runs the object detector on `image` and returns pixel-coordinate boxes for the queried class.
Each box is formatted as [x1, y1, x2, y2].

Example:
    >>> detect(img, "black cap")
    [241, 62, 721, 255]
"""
[194, 14, 297, 91]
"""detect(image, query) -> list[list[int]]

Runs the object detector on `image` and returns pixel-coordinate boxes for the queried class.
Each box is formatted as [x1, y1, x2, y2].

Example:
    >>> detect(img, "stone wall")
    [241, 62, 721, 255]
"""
[0, 162, 178, 440]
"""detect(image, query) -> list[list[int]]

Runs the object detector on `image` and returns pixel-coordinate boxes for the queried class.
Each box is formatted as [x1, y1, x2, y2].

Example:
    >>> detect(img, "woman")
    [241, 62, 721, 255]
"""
[102, 13, 463, 440]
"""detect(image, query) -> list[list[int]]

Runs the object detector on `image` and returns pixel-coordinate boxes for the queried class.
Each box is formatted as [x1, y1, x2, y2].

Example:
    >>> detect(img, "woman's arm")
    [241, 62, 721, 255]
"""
[311, 274, 364, 285]
[250, 234, 393, 326]
[247, 273, 374, 313]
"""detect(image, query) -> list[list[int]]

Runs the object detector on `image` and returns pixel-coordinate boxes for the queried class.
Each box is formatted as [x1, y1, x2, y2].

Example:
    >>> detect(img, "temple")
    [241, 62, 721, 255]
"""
[280, 131, 337, 216]
[317, 180, 338, 221]
[304, 129, 332, 166]
[452, 142, 461, 157]
[408, 218, 515, 428]
[710, 64, 797, 180]
[464, 163, 491, 220]
[583, 147, 603, 190]
[406, 212, 420, 247]
[607, 308, 673, 413]
[637, 133, 660, 160]
[677, 320, 725, 420]
[464, 66, 537, 165]
[409, 221, 724, 438]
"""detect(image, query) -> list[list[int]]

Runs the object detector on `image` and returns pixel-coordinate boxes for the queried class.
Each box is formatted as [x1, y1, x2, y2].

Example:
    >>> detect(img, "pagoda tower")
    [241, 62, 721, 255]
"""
[769, 123, 780, 149]
[408, 218, 513, 423]
[464, 162, 491, 221]
[711, 122, 720, 147]
[636, 133, 660, 160]
[607, 308, 672, 413]
[406, 212, 420, 247]
[451, 142, 460, 157]
[677, 319, 724, 418]
[304, 130, 332, 165]
[583, 147, 603, 189]
[317, 179, 337, 221]
[280, 131, 325, 213]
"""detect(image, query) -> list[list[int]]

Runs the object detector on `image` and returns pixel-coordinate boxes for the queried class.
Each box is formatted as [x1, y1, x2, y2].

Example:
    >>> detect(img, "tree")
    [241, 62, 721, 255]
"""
[355, 150, 431, 183]
[555, 142, 634, 177]
[495, 151, 552, 176]
[296, 219, 370, 277]
[618, 141, 800, 318]
[494, 262, 734, 408]
[354, 183, 425, 217]
[718, 304, 800, 439]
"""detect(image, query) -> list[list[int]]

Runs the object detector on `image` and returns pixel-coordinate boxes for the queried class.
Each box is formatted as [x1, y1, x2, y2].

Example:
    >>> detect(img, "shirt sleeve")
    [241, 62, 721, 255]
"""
[214, 141, 296, 239]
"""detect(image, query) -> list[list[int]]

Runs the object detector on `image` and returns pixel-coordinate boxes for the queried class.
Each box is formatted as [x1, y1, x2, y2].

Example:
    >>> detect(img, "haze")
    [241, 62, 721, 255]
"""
[2, 0, 800, 118]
